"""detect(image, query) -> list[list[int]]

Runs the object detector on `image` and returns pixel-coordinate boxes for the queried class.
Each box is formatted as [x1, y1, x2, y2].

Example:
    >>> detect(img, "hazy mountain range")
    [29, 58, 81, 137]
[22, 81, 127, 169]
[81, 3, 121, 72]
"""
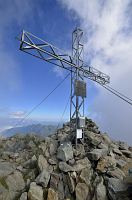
[0, 124, 60, 137]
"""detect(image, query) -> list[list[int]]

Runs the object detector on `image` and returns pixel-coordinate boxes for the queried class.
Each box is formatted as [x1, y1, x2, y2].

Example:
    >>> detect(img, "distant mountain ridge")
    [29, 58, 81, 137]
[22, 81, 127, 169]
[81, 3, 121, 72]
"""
[1, 124, 59, 137]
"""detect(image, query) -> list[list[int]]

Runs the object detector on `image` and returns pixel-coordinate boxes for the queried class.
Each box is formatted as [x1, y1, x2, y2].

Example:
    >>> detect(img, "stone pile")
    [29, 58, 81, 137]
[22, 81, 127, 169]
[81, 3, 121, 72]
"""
[0, 118, 132, 200]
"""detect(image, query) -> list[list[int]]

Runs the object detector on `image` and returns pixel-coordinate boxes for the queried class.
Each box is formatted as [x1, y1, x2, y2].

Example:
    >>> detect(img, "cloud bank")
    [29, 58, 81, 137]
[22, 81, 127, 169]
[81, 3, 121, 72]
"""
[59, 0, 132, 144]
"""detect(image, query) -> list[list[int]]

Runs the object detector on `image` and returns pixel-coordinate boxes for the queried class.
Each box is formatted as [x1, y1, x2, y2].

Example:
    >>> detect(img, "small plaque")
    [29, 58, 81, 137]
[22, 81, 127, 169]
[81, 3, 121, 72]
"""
[77, 129, 83, 139]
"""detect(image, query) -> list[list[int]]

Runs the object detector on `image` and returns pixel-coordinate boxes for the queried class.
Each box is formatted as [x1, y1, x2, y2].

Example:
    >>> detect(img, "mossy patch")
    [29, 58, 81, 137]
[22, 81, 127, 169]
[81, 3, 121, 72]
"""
[0, 177, 9, 190]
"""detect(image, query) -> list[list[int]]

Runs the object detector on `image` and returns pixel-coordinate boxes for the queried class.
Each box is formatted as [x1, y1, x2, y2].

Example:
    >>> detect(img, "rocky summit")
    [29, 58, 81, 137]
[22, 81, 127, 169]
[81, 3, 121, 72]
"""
[0, 118, 132, 200]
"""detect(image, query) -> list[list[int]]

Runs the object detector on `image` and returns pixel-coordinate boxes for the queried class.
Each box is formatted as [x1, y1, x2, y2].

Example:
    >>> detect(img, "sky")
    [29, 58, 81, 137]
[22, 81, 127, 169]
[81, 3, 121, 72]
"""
[0, 0, 132, 144]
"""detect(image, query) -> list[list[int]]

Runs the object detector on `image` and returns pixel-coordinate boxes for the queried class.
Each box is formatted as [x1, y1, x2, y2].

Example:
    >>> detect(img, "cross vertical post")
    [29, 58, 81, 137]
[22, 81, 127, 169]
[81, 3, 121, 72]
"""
[70, 28, 86, 147]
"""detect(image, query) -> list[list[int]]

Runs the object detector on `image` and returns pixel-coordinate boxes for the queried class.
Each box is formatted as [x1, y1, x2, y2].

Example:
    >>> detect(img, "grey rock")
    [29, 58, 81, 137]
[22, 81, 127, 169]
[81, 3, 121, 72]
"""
[119, 142, 128, 150]
[73, 144, 85, 158]
[28, 182, 43, 200]
[58, 180, 64, 200]
[76, 182, 89, 200]
[50, 173, 60, 190]
[94, 178, 107, 200]
[73, 157, 91, 171]
[38, 154, 48, 172]
[59, 162, 74, 172]
[85, 131, 101, 146]
[96, 156, 116, 173]
[6, 171, 25, 200]
[48, 158, 57, 165]
[57, 142, 73, 162]
[116, 159, 127, 168]
[107, 178, 128, 200]
[67, 172, 75, 193]
[113, 148, 122, 156]
[68, 158, 75, 165]
[35, 169, 50, 187]
[20, 192, 27, 200]
[121, 150, 132, 158]
[88, 149, 108, 161]
[80, 167, 93, 186]
[107, 167, 125, 179]
[0, 161, 15, 177]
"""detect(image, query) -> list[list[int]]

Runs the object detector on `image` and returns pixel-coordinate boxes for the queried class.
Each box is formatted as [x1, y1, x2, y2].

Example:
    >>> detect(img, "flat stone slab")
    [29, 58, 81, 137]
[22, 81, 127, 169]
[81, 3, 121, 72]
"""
[0, 161, 16, 177]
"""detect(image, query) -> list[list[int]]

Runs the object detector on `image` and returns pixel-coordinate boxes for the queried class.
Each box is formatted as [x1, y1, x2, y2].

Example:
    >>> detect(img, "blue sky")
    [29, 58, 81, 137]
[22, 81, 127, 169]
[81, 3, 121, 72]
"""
[0, 0, 97, 130]
[0, 0, 132, 145]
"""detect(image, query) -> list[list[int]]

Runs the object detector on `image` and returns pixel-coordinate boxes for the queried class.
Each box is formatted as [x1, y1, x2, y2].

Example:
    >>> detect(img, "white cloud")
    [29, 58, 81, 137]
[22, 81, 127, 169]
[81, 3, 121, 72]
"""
[9, 111, 27, 119]
[59, 0, 132, 144]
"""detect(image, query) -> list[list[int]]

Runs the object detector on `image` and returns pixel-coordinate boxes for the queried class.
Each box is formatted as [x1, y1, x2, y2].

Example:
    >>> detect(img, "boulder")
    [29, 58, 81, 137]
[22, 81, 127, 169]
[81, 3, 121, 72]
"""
[58, 180, 65, 200]
[119, 142, 128, 150]
[59, 162, 74, 172]
[116, 159, 127, 168]
[67, 172, 75, 193]
[20, 192, 28, 200]
[35, 169, 50, 187]
[0, 161, 15, 177]
[5, 171, 25, 200]
[47, 188, 58, 200]
[80, 167, 93, 186]
[28, 182, 43, 200]
[73, 157, 91, 171]
[121, 150, 132, 158]
[85, 131, 101, 146]
[106, 167, 125, 179]
[38, 154, 48, 172]
[107, 178, 128, 200]
[94, 178, 107, 200]
[75, 182, 89, 200]
[96, 156, 116, 173]
[113, 148, 122, 156]
[88, 149, 108, 161]
[50, 173, 60, 190]
[57, 142, 73, 162]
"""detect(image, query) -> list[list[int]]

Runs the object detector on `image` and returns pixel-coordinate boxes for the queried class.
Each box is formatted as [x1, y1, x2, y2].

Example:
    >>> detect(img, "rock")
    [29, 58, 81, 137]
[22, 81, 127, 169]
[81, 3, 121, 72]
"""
[0, 161, 15, 177]
[113, 148, 122, 156]
[80, 167, 93, 186]
[49, 142, 57, 156]
[73, 144, 85, 158]
[47, 188, 58, 200]
[73, 157, 91, 171]
[38, 154, 48, 172]
[68, 158, 75, 165]
[48, 158, 57, 165]
[50, 173, 60, 190]
[94, 178, 107, 200]
[67, 172, 75, 193]
[121, 150, 132, 158]
[96, 156, 116, 173]
[28, 182, 43, 200]
[119, 142, 128, 150]
[107, 167, 125, 179]
[107, 178, 128, 200]
[88, 149, 108, 161]
[58, 180, 65, 200]
[39, 142, 47, 154]
[85, 131, 101, 146]
[20, 192, 28, 200]
[59, 162, 74, 172]
[75, 182, 89, 200]
[116, 159, 127, 168]
[6, 171, 25, 200]
[35, 169, 50, 187]
[102, 134, 111, 145]
[57, 142, 73, 162]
